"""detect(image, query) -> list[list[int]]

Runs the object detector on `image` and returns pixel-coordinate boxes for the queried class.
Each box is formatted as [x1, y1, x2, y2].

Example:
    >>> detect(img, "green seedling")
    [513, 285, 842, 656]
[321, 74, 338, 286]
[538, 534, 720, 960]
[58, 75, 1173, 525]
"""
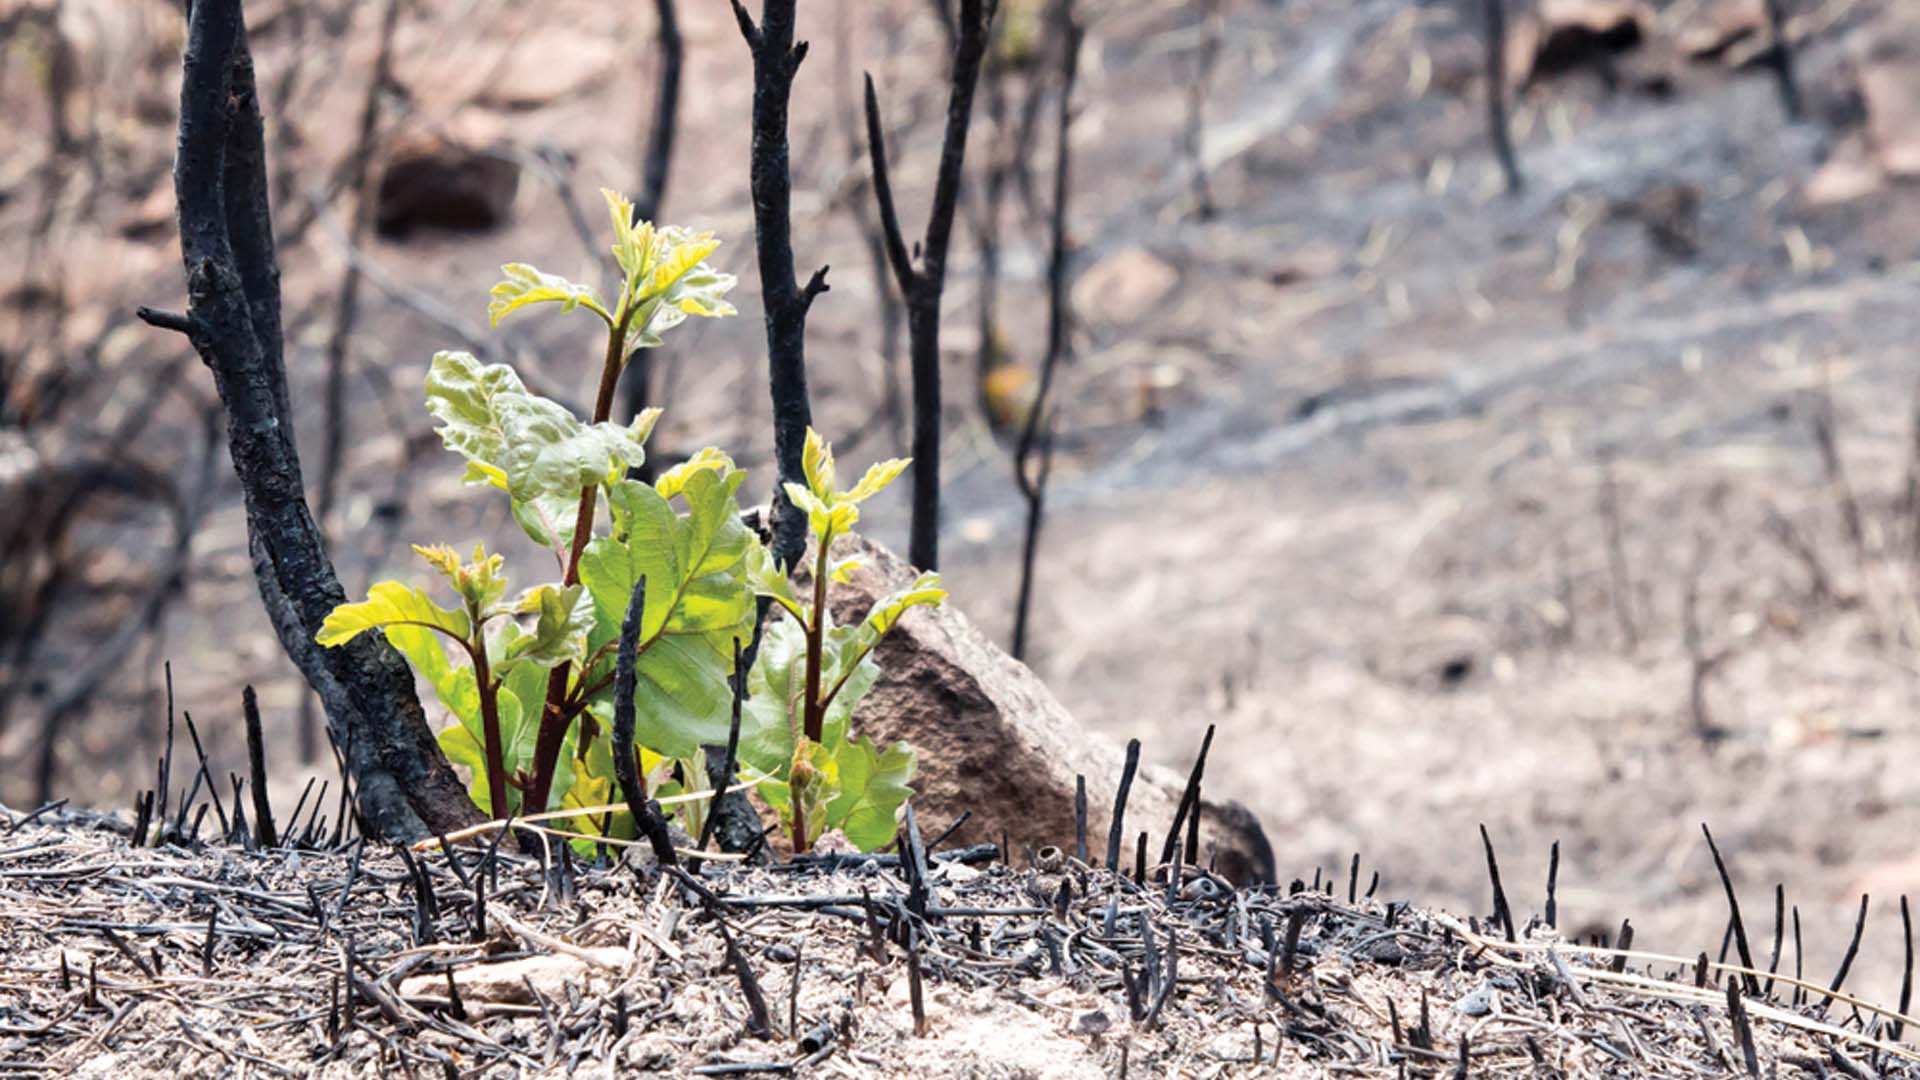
[318, 191, 754, 846]
[739, 428, 946, 853]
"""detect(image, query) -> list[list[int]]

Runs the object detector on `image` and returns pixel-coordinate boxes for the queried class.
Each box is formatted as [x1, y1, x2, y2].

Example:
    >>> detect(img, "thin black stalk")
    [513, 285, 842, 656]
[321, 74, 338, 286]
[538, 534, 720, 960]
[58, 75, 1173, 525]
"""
[612, 578, 677, 866]
[1701, 824, 1762, 995]
[694, 637, 747, 868]
[1479, 824, 1515, 943]
[242, 684, 277, 847]
[1896, 895, 1912, 1040]
[1160, 724, 1215, 866]
[1011, 8, 1079, 659]
[1818, 893, 1869, 1012]
[1105, 738, 1140, 872]
[862, 0, 996, 570]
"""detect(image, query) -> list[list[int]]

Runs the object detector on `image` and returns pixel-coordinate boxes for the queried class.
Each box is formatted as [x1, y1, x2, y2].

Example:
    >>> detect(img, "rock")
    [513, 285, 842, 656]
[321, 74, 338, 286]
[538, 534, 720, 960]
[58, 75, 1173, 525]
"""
[1676, 0, 1763, 63]
[824, 535, 1276, 884]
[1070, 248, 1178, 328]
[1513, 0, 1651, 86]
[1803, 133, 1885, 207]
[1860, 54, 1920, 178]
[396, 947, 629, 1005]
[1068, 1008, 1111, 1036]
[473, 31, 621, 110]
[375, 127, 520, 238]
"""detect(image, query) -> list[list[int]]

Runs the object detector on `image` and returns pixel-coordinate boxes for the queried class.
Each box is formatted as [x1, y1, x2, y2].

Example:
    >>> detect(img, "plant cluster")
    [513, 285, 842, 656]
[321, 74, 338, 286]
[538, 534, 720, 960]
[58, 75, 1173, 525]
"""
[317, 192, 942, 855]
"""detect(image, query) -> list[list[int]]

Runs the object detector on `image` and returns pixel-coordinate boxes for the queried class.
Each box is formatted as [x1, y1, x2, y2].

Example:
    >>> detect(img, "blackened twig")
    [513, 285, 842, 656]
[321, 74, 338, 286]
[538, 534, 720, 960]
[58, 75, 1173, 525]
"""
[1478, 824, 1515, 943]
[719, 920, 774, 1039]
[1106, 738, 1140, 872]
[1727, 979, 1761, 1077]
[1545, 840, 1559, 930]
[1819, 893, 1869, 1013]
[243, 685, 278, 847]
[1761, 0, 1801, 121]
[694, 637, 747, 868]
[1072, 774, 1087, 865]
[1160, 724, 1215, 866]
[1766, 884, 1784, 996]
[612, 578, 677, 866]
[1896, 895, 1913, 1041]
[1701, 824, 1762, 995]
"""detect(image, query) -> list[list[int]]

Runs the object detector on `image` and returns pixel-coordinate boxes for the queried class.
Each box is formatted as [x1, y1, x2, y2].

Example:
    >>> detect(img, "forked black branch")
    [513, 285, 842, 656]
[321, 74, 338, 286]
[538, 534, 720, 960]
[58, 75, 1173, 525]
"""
[863, 0, 998, 571]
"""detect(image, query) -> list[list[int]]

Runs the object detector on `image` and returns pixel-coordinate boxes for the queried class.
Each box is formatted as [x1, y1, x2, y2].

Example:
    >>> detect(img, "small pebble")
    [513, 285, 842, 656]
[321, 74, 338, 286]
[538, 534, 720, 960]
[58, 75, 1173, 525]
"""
[1069, 1008, 1111, 1036]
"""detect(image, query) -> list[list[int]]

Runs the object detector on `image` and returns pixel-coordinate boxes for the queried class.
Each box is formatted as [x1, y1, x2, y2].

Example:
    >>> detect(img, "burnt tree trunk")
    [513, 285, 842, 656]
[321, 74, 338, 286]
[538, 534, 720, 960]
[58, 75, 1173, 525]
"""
[734, 0, 830, 574]
[140, 0, 481, 840]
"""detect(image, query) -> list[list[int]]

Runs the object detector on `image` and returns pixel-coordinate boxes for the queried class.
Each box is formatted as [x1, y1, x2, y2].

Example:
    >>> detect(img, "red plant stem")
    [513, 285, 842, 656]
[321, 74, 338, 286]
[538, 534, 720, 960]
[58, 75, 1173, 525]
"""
[470, 637, 510, 820]
[521, 319, 633, 817]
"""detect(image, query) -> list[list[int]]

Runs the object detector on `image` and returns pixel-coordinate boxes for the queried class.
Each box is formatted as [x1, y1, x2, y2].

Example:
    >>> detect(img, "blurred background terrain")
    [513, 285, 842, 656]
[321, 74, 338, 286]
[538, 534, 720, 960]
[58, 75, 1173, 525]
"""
[5, 0, 1920, 1001]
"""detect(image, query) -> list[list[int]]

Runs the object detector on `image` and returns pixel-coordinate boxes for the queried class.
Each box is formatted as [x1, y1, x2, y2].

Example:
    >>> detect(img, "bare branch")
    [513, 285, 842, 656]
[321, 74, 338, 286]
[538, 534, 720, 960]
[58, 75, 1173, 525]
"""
[864, 0, 997, 571]
[136, 306, 196, 336]
[1011, 4, 1081, 661]
[862, 74, 917, 291]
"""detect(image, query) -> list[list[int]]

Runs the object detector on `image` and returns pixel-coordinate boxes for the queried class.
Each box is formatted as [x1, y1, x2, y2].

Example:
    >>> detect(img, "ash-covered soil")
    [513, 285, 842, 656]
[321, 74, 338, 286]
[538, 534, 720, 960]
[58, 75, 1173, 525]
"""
[0, 811, 1914, 1078]
[5, 0, 1920, 1019]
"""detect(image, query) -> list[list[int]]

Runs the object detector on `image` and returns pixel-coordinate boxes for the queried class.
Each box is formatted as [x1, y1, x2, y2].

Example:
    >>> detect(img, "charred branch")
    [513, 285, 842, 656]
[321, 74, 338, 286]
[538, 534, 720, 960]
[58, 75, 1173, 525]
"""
[143, 0, 480, 840]
[863, 0, 997, 570]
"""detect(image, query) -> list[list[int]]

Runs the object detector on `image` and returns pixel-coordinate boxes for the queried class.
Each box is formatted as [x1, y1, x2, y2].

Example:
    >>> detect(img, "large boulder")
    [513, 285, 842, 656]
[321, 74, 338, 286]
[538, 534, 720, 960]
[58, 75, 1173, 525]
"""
[375, 125, 521, 238]
[825, 535, 1275, 885]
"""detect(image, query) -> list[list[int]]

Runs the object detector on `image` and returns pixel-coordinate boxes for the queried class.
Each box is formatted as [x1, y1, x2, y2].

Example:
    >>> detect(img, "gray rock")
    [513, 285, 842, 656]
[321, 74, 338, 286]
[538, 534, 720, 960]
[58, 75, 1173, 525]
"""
[824, 535, 1275, 885]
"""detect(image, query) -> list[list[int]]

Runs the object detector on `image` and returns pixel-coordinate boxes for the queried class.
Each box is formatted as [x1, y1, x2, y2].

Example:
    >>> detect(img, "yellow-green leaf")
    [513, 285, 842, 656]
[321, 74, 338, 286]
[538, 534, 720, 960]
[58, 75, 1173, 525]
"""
[317, 581, 470, 648]
[488, 263, 610, 327]
[844, 457, 910, 504]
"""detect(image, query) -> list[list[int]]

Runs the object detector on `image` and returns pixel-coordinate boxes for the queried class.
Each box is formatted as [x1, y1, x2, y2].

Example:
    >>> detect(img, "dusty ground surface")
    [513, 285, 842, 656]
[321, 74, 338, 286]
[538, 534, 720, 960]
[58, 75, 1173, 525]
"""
[6, 0, 1920, 1025]
[0, 810, 1915, 1078]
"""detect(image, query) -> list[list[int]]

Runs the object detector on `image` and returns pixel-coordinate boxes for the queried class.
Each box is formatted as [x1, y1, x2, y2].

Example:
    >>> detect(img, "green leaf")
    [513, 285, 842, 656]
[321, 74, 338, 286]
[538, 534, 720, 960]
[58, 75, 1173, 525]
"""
[509, 489, 581, 557]
[615, 224, 738, 356]
[856, 571, 946, 649]
[318, 581, 470, 647]
[499, 583, 593, 671]
[488, 263, 610, 327]
[782, 482, 839, 538]
[427, 350, 652, 506]
[743, 541, 807, 622]
[388, 624, 476, 722]
[738, 617, 879, 776]
[425, 350, 524, 484]
[577, 466, 755, 758]
[653, 447, 733, 501]
[844, 457, 911, 504]
[825, 736, 915, 851]
[415, 543, 508, 613]
[800, 427, 835, 501]
[494, 394, 650, 497]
